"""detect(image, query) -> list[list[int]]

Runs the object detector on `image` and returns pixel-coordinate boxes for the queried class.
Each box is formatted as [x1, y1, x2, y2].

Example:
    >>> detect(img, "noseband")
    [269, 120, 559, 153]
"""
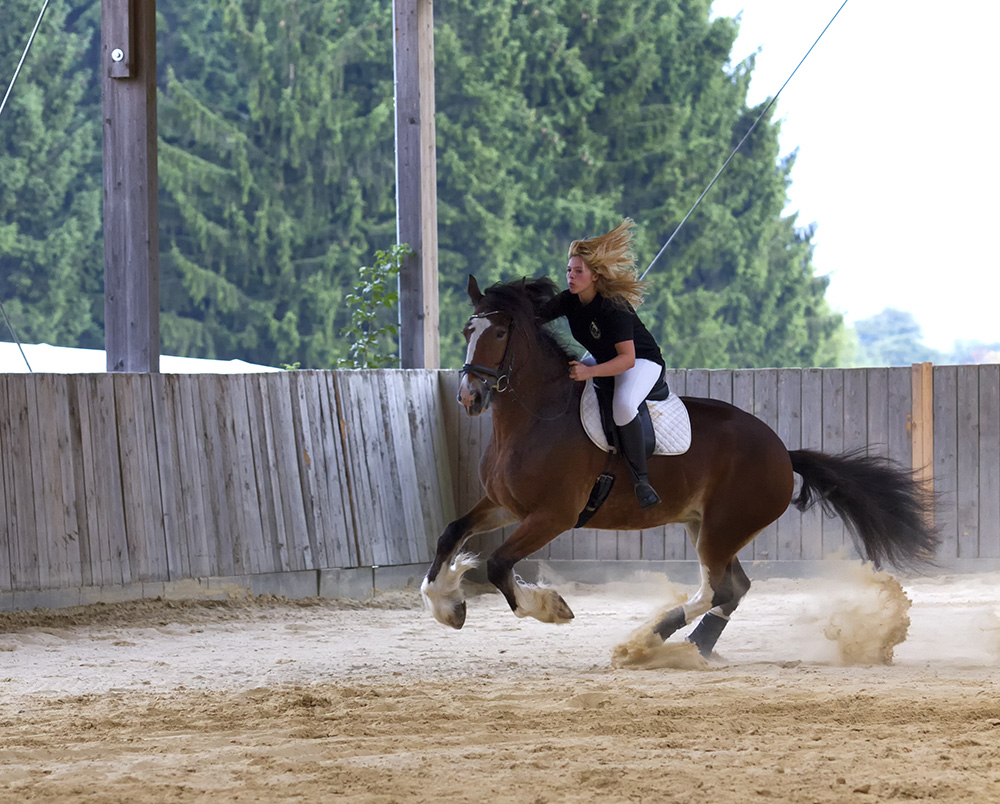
[460, 310, 513, 394]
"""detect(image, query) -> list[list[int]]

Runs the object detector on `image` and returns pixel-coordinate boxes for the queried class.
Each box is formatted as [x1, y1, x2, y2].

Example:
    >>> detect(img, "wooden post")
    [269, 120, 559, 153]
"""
[102, 0, 159, 372]
[393, 0, 440, 369]
[909, 361, 934, 518]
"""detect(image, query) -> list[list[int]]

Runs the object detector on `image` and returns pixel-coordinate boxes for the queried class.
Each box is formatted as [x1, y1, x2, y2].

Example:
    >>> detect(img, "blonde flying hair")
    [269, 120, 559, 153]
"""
[568, 218, 645, 309]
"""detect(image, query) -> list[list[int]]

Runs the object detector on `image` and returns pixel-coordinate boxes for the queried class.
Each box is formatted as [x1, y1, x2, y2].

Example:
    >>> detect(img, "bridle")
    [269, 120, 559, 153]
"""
[460, 310, 513, 394]
[459, 307, 574, 421]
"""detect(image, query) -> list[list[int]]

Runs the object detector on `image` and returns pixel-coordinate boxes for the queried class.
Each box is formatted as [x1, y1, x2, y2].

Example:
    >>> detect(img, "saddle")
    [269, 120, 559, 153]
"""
[581, 377, 692, 457]
[573, 376, 692, 528]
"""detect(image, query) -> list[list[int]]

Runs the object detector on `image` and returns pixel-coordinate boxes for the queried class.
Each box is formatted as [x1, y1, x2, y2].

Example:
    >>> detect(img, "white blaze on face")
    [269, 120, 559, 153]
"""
[460, 317, 493, 397]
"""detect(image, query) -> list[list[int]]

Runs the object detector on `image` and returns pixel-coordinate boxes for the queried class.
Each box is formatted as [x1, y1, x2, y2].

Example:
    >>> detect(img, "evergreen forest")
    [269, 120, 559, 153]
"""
[0, 0, 848, 369]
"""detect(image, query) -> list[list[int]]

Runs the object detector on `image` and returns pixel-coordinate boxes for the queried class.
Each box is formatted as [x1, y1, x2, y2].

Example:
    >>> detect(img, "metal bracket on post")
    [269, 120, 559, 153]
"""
[106, 0, 132, 78]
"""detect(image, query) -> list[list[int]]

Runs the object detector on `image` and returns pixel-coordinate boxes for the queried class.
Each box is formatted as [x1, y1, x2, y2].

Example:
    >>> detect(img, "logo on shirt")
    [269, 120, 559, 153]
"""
[590, 321, 601, 340]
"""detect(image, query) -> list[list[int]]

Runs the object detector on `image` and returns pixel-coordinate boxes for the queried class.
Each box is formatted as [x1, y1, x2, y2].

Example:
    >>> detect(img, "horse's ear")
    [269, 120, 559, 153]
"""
[467, 275, 483, 304]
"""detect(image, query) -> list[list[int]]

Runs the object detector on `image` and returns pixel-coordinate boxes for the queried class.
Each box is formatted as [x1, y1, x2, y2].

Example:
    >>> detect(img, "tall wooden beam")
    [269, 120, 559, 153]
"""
[102, 0, 159, 372]
[393, 0, 440, 369]
[910, 361, 934, 525]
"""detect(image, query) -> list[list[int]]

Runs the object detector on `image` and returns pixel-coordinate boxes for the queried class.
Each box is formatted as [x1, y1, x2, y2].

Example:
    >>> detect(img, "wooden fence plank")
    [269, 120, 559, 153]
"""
[841, 368, 869, 560]
[380, 371, 425, 564]
[61, 376, 88, 587]
[197, 377, 236, 576]
[113, 375, 142, 582]
[733, 370, 755, 563]
[74, 376, 103, 586]
[336, 371, 388, 566]
[226, 374, 267, 574]
[249, 374, 291, 573]
[291, 372, 328, 569]
[821, 369, 846, 557]
[316, 372, 355, 568]
[775, 369, 802, 560]
[933, 366, 958, 559]
[216, 375, 252, 576]
[408, 370, 447, 563]
[708, 369, 733, 403]
[843, 369, 868, 453]
[956, 366, 980, 559]
[137, 374, 168, 580]
[799, 369, 824, 560]
[406, 372, 455, 561]
[0, 377, 15, 591]
[23, 377, 51, 587]
[4, 377, 39, 590]
[119, 374, 168, 581]
[866, 368, 889, 456]
[176, 376, 213, 577]
[978, 365, 1000, 559]
[72, 376, 105, 587]
[687, 369, 710, 399]
[753, 369, 779, 560]
[34, 375, 77, 588]
[149, 374, 185, 580]
[268, 372, 313, 571]
[92, 375, 130, 584]
[403, 372, 436, 562]
[437, 371, 463, 514]
[886, 368, 911, 465]
[360, 372, 410, 565]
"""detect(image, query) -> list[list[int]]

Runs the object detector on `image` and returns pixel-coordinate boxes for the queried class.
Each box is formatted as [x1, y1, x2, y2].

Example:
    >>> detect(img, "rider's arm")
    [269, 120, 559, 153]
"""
[569, 340, 635, 381]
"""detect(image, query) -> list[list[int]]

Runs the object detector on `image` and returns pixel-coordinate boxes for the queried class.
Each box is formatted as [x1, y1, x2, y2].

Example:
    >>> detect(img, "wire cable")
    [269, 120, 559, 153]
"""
[641, 0, 851, 280]
[0, 0, 53, 372]
[0, 299, 32, 372]
[0, 0, 53, 125]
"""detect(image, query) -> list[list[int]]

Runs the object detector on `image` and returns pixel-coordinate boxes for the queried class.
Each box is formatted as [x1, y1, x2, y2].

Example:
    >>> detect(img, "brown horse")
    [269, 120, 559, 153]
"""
[421, 276, 938, 657]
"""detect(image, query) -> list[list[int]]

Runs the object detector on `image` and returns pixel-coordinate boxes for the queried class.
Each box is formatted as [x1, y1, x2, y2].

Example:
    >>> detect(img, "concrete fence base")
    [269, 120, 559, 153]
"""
[5, 558, 997, 613]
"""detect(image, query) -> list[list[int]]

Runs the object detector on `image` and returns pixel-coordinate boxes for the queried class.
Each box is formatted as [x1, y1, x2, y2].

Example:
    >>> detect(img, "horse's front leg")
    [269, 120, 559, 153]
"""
[421, 497, 517, 629]
[486, 514, 576, 625]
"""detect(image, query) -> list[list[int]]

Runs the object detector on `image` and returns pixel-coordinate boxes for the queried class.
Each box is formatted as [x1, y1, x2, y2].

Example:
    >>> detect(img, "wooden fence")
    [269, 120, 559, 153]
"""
[0, 371, 454, 594]
[1, 364, 998, 599]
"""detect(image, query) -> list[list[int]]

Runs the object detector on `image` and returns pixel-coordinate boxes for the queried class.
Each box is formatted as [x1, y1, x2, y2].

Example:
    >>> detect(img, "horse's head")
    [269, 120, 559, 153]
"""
[457, 275, 562, 416]
[458, 276, 514, 416]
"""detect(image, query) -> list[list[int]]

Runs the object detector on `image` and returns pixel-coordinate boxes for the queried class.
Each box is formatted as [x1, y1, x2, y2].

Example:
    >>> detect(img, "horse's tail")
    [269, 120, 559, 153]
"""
[789, 449, 939, 570]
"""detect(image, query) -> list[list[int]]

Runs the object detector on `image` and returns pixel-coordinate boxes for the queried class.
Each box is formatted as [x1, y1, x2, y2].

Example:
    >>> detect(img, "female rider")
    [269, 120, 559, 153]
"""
[540, 218, 665, 509]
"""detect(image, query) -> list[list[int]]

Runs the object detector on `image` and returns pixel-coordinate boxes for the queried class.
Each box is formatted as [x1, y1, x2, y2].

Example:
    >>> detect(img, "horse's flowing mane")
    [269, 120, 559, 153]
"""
[480, 278, 576, 365]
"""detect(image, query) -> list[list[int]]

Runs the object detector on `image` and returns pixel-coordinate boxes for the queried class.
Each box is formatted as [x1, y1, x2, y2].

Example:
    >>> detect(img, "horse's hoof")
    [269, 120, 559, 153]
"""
[552, 593, 575, 623]
[449, 600, 467, 630]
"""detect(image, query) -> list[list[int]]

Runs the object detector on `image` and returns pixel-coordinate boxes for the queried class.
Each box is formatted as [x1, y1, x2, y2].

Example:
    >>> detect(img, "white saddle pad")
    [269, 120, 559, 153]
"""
[580, 378, 692, 456]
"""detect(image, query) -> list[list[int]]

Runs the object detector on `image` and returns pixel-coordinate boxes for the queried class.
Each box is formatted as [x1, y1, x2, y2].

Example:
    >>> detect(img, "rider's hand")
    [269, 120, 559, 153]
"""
[568, 361, 592, 382]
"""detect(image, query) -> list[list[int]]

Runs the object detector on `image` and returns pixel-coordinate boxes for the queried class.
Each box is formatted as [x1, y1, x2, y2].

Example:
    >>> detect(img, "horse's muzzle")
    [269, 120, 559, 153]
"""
[458, 376, 490, 416]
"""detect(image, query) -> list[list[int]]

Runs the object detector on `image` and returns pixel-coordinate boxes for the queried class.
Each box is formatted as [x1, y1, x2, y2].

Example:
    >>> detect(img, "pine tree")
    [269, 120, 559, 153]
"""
[157, 0, 397, 367]
[4, 0, 844, 371]
[432, 0, 843, 368]
[0, 0, 103, 347]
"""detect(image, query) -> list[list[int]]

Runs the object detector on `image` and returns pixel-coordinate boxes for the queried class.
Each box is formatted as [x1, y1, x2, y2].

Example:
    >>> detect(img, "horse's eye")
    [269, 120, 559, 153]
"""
[495, 328, 506, 339]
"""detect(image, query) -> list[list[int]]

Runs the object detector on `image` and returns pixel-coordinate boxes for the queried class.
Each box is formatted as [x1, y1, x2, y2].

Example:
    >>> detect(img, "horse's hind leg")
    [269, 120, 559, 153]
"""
[687, 557, 751, 658]
[422, 498, 517, 629]
[652, 520, 753, 647]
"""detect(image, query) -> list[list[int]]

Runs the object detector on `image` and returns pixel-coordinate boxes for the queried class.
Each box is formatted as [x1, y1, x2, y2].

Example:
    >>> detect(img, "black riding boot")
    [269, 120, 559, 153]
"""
[617, 416, 662, 509]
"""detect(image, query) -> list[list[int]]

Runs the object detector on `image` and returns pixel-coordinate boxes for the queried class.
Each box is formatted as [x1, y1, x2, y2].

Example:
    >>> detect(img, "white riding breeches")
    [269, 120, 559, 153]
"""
[581, 357, 662, 426]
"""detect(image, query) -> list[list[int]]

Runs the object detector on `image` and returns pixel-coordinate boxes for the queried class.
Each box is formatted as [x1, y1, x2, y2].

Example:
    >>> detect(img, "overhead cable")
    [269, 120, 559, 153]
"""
[641, 0, 851, 280]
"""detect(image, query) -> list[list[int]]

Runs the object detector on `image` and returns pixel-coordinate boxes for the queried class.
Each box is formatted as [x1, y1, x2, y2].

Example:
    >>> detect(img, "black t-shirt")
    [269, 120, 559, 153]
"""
[541, 291, 664, 367]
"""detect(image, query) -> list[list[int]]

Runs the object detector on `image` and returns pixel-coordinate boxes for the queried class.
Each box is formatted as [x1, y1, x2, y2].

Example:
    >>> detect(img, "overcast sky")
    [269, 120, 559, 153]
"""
[707, 0, 1000, 352]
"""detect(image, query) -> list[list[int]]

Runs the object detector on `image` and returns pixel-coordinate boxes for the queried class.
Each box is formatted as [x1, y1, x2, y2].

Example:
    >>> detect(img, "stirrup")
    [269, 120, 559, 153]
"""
[635, 481, 661, 509]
